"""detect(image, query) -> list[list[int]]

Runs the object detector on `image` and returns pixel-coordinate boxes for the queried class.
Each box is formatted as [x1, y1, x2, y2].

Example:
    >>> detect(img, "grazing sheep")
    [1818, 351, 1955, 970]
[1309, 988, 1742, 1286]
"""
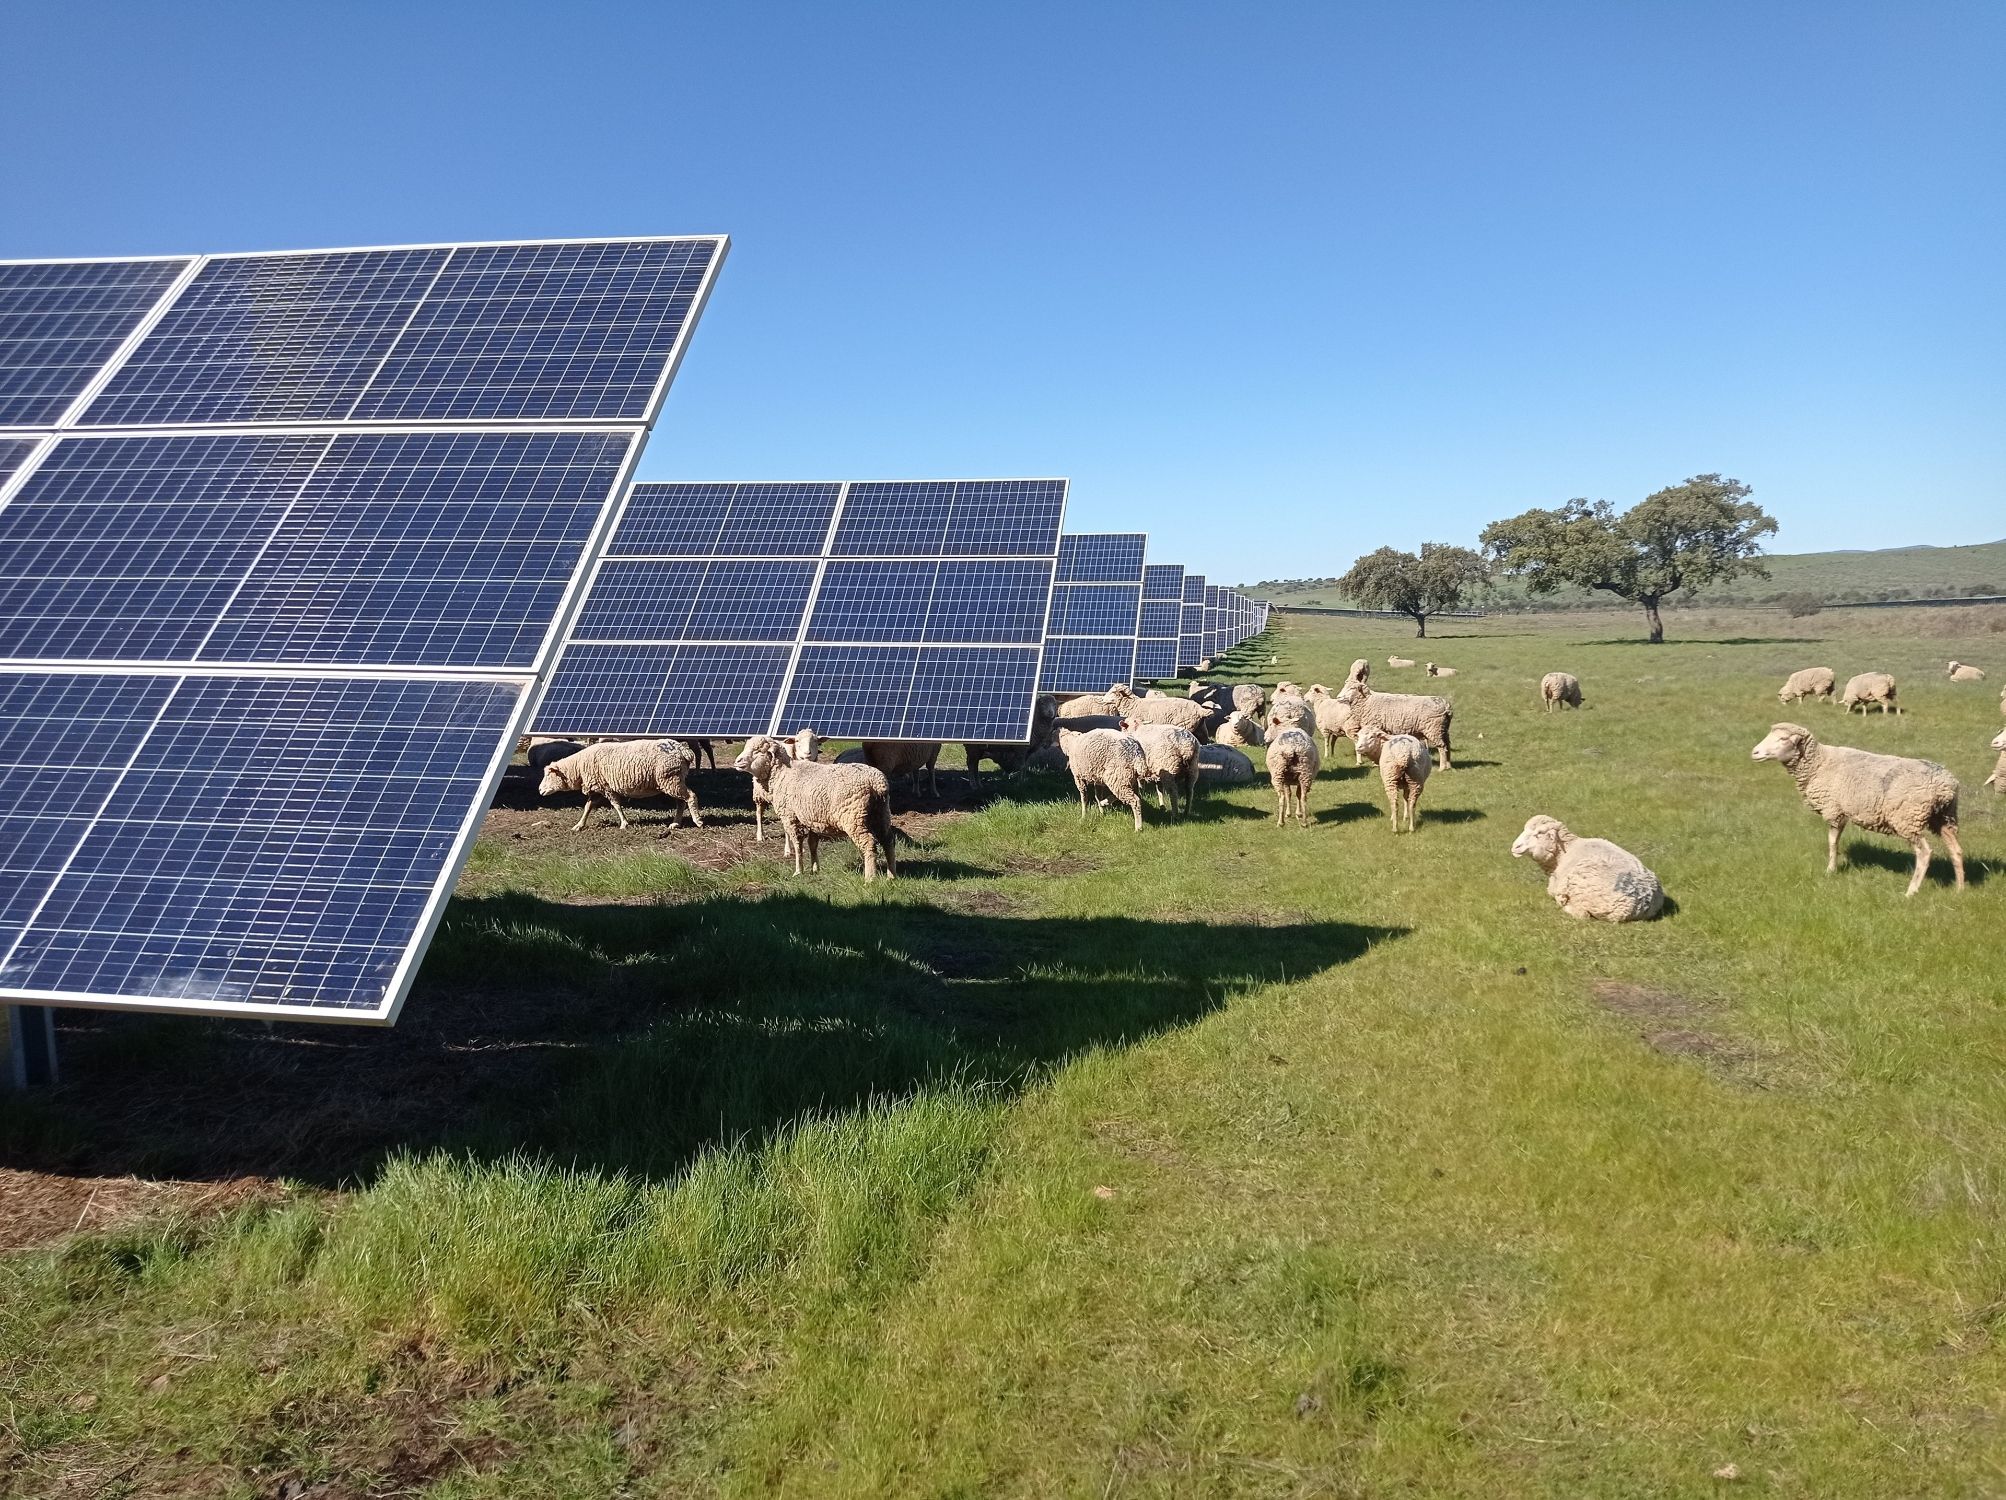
[1265, 726, 1320, 827]
[1354, 724, 1431, 832]
[1752, 723, 1964, 895]
[1196, 743, 1256, 786]
[1386, 656, 1416, 669]
[1056, 694, 1113, 721]
[1985, 727, 2006, 793]
[1102, 684, 1212, 740]
[1057, 726, 1148, 831]
[750, 728, 821, 842]
[1540, 672, 1583, 712]
[1332, 682, 1454, 769]
[1778, 667, 1836, 705]
[526, 737, 585, 775]
[1124, 722, 1202, 816]
[1948, 660, 1987, 683]
[1840, 672, 1900, 714]
[1215, 709, 1266, 748]
[1311, 696, 1352, 758]
[841, 741, 943, 799]
[735, 735, 897, 881]
[1425, 662, 1457, 678]
[1510, 815, 1664, 922]
[539, 740, 704, 832]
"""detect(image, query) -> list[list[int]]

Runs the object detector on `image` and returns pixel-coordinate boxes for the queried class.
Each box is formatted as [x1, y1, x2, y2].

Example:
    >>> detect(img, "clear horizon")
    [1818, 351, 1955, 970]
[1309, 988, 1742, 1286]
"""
[4, 2, 1998, 581]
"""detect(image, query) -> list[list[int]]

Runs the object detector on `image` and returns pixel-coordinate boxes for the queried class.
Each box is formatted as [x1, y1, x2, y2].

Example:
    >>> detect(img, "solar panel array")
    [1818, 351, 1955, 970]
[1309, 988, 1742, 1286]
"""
[0, 237, 726, 1023]
[1135, 563, 1184, 681]
[536, 478, 1069, 742]
[1039, 533, 1145, 694]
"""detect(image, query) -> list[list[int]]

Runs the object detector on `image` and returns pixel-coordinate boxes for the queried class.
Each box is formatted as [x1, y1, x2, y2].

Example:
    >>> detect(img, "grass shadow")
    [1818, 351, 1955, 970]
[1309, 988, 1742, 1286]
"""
[1837, 840, 1994, 889]
[7, 895, 1405, 1189]
[1575, 636, 1825, 648]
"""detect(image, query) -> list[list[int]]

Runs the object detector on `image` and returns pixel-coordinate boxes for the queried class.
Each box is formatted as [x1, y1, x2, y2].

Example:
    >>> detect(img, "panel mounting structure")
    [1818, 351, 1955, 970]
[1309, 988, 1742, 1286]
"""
[0, 236, 728, 1024]
[1135, 563, 1184, 683]
[535, 478, 1069, 743]
[1039, 532, 1145, 695]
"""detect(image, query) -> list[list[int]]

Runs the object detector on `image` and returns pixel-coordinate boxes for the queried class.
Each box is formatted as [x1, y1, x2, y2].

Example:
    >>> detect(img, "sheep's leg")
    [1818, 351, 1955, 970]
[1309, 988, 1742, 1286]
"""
[806, 832, 821, 873]
[856, 832, 876, 883]
[752, 795, 764, 842]
[1906, 838, 1931, 897]
[1825, 818, 1846, 873]
[1940, 824, 1966, 890]
[1408, 787, 1421, 832]
[1386, 787, 1398, 829]
[570, 796, 594, 833]
[1077, 779, 1089, 821]
[1126, 791, 1143, 832]
[605, 792, 629, 830]
[684, 787, 704, 828]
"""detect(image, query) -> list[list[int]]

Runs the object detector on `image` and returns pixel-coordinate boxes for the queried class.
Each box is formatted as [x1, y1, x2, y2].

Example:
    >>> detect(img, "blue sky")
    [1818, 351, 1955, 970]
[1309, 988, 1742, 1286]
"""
[4, 2, 1999, 582]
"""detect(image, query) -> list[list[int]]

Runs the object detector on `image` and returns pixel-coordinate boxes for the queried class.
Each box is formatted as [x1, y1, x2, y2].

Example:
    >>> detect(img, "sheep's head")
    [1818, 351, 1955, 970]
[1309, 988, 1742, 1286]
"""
[1948, 662, 1962, 674]
[733, 735, 792, 778]
[1354, 723, 1386, 762]
[1346, 658, 1371, 685]
[1304, 683, 1330, 701]
[1267, 699, 1308, 730]
[1099, 686, 1132, 712]
[537, 766, 567, 797]
[790, 727, 821, 762]
[1510, 815, 1569, 869]
[1057, 727, 1082, 753]
[1276, 681, 1300, 696]
[1752, 723, 1814, 767]
[1990, 726, 2005, 752]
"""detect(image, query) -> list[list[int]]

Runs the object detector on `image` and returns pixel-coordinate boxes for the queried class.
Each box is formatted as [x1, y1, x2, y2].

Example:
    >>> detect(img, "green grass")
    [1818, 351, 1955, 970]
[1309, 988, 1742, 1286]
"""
[4, 610, 2005, 1496]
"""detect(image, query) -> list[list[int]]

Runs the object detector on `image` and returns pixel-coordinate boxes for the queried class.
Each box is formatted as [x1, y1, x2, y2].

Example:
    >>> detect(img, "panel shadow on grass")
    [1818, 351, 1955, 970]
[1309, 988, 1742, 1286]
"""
[6, 895, 1404, 1189]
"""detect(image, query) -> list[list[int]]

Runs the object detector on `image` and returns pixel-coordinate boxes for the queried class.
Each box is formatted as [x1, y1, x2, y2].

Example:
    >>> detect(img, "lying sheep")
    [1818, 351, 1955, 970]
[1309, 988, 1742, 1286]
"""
[1840, 672, 1900, 714]
[1124, 721, 1202, 816]
[1752, 723, 1963, 896]
[1058, 726, 1148, 831]
[1540, 672, 1583, 712]
[1355, 724, 1431, 832]
[539, 740, 704, 832]
[1103, 684, 1211, 740]
[1267, 694, 1311, 732]
[1986, 727, 2006, 793]
[1196, 743, 1256, 786]
[1778, 667, 1835, 705]
[1948, 660, 1987, 683]
[1386, 656, 1416, 669]
[1265, 726, 1320, 827]
[1332, 682, 1454, 769]
[750, 728, 820, 842]
[1425, 662, 1457, 678]
[526, 737, 585, 775]
[1215, 709, 1266, 748]
[1510, 815, 1664, 922]
[735, 735, 897, 881]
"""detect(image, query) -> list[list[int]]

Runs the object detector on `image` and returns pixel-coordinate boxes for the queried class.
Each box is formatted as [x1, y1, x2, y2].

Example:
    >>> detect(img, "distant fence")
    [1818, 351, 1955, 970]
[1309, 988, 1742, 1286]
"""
[1815, 595, 2006, 610]
[1269, 605, 1487, 619]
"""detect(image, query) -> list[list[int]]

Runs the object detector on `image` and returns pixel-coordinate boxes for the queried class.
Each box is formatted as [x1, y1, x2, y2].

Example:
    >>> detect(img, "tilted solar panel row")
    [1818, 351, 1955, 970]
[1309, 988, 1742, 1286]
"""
[1040, 532, 1144, 694]
[1135, 562, 1185, 681]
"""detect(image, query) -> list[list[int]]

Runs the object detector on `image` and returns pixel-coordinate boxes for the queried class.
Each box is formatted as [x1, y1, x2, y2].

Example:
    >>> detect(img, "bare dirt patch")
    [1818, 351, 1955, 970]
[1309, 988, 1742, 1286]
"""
[0, 1169, 280, 1254]
[1590, 980, 1761, 1074]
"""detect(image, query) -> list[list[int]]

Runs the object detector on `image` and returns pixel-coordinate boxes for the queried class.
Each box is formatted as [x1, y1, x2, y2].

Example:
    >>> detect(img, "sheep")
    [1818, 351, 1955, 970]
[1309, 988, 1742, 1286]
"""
[1510, 815, 1664, 922]
[1540, 672, 1583, 712]
[1752, 723, 1963, 896]
[1303, 683, 1332, 702]
[1948, 660, 1987, 683]
[1311, 696, 1351, 758]
[1055, 694, 1112, 721]
[1231, 683, 1265, 717]
[1057, 726, 1148, 831]
[526, 737, 585, 775]
[538, 739, 704, 832]
[749, 728, 820, 842]
[1123, 721, 1202, 816]
[1346, 658, 1372, 690]
[734, 735, 897, 881]
[1778, 667, 1835, 705]
[1840, 672, 1900, 714]
[1354, 724, 1432, 832]
[1332, 682, 1454, 769]
[1386, 656, 1416, 669]
[1102, 684, 1212, 740]
[1265, 726, 1320, 827]
[1275, 681, 1302, 697]
[1267, 694, 1311, 733]
[1986, 727, 2006, 793]
[1215, 709, 1266, 748]
[841, 741, 943, 799]
[1196, 743, 1256, 786]
[1425, 662, 1457, 678]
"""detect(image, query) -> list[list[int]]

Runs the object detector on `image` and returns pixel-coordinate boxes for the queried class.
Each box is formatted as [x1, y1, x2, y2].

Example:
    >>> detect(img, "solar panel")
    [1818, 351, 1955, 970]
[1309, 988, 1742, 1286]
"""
[0, 258, 193, 429]
[537, 478, 1068, 742]
[1136, 563, 1184, 681]
[1041, 532, 1144, 694]
[1178, 573, 1206, 668]
[1204, 585, 1224, 660]
[0, 236, 728, 1024]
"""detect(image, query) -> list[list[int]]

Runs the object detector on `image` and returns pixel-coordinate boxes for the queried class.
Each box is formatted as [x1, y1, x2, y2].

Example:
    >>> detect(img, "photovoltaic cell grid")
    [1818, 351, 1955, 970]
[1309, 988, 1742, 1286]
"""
[0, 237, 726, 1022]
[1178, 573, 1206, 668]
[1135, 563, 1184, 681]
[537, 479, 1067, 742]
[1040, 532, 1144, 694]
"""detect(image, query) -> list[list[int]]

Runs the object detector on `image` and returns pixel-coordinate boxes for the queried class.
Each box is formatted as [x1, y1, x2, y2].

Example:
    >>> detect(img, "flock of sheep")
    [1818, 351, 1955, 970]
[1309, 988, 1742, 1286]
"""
[521, 648, 2002, 911]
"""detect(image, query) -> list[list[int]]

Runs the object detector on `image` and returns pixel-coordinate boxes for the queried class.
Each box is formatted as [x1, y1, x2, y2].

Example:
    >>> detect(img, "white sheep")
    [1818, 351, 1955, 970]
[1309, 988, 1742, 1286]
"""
[847, 741, 943, 799]
[538, 740, 705, 832]
[1196, 743, 1256, 786]
[1948, 660, 1987, 683]
[1778, 667, 1835, 705]
[1123, 721, 1202, 816]
[1311, 696, 1350, 758]
[1386, 656, 1416, 669]
[1540, 672, 1583, 712]
[1985, 727, 2006, 793]
[1057, 726, 1148, 831]
[526, 737, 585, 775]
[1424, 662, 1457, 678]
[1267, 694, 1311, 733]
[1215, 709, 1266, 748]
[1354, 724, 1431, 832]
[1265, 726, 1320, 827]
[1510, 815, 1664, 922]
[1840, 672, 1900, 714]
[734, 735, 897, 881]
[1230, 683, 1265, 717]
[1752, 722, 1964, 896]
[1102, 684, 1212, 740]
[1346, 658, 1372, 690]
[1332, 682, 1455, 769]
[1275, 681, 1302, 697]
[1055, 694, 1113, 722]
[749, 728, 820, 842]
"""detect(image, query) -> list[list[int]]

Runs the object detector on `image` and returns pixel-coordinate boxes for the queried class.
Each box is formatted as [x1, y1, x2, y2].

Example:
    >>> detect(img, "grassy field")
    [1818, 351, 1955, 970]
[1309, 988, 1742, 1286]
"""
[4, 608, 2005, 1497]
